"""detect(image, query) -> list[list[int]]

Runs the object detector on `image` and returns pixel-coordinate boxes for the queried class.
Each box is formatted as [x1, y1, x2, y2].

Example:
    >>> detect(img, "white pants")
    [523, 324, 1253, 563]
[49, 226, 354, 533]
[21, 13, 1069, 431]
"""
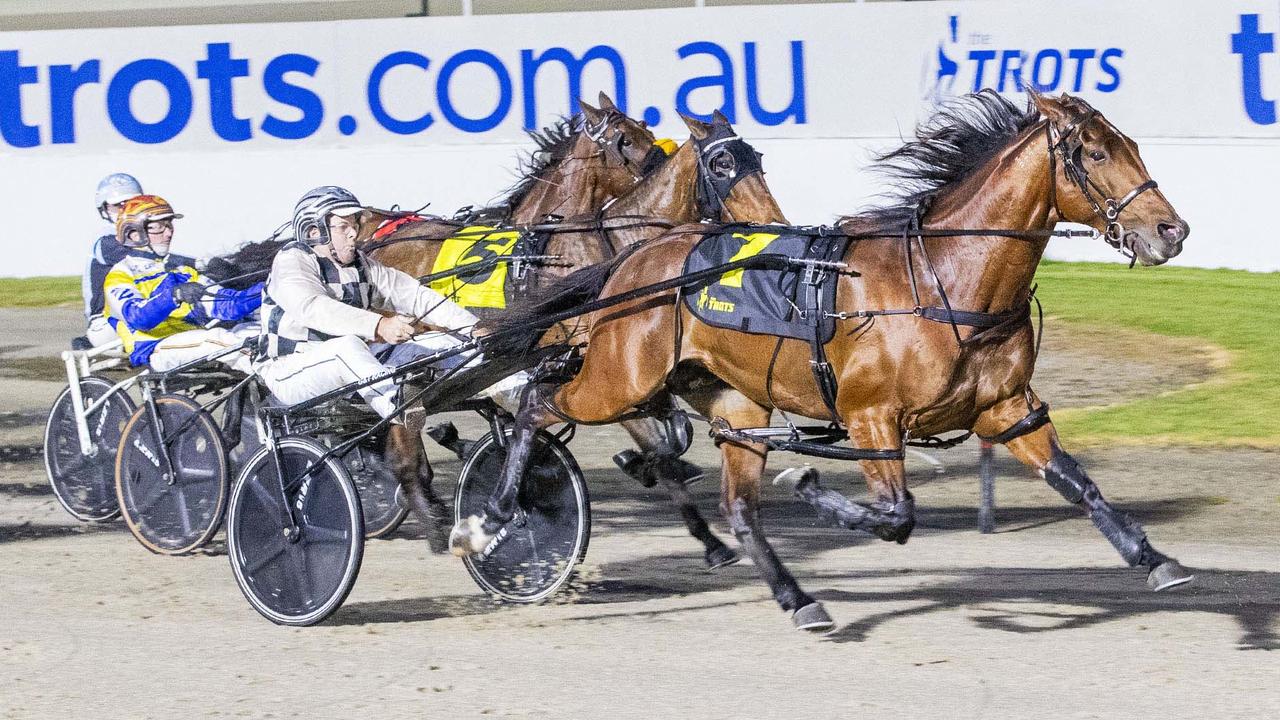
[259, 333, 527, 419]
[149, 325, 258, 375]
[86, 315, 119, 347]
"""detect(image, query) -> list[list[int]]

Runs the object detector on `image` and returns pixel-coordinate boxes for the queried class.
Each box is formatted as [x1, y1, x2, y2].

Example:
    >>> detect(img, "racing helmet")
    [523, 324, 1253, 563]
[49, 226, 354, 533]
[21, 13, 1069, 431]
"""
[292, 186, 364, 246]
[116, 195, 183, 250]
[95, 173, 144, 221]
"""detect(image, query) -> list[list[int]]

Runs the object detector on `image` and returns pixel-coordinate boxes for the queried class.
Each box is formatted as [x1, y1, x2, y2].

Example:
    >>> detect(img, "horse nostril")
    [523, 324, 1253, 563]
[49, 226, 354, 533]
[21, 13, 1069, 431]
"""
[1157, 222, 1186, 243]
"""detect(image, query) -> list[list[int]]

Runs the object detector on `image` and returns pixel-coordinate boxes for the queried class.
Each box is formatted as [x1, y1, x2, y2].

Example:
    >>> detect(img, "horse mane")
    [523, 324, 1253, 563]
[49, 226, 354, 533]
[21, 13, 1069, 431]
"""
[201, 236, 289, 289]
[843, 90, 1044, 228]
[470, 115, 583, 222]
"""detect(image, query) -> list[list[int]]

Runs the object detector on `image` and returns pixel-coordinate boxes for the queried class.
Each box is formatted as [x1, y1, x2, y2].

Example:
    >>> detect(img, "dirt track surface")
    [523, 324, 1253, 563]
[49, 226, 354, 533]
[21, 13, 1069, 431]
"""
[2, 308, 1277, 719]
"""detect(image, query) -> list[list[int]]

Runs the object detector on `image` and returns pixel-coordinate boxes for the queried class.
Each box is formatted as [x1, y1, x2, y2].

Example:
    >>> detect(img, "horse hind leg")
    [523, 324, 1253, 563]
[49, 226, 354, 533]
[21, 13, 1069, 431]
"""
[705, 390, 831, 631]
[385, 424, 450, 553]
[617, 415, 737, 569]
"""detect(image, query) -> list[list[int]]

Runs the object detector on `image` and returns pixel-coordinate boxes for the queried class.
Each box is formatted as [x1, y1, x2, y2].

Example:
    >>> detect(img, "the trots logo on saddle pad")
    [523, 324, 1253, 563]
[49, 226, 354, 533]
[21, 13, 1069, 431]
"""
[683, 229, 847, 344]
[428, 226, 522, 309]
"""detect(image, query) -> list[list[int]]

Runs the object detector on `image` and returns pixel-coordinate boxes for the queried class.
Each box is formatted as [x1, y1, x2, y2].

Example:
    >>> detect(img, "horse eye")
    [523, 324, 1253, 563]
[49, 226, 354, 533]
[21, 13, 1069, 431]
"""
[620, 137, 631, 147]
[1089, 150, 1106, 162]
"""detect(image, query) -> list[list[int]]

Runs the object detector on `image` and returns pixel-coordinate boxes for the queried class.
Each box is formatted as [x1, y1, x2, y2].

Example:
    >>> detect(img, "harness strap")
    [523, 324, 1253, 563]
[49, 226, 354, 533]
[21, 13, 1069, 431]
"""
[978, 402, 1052, 444]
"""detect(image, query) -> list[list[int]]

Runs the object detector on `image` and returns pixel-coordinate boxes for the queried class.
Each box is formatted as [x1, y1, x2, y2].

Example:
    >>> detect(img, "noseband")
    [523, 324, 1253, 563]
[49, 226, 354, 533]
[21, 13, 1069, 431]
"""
[1046, 109, 1159, 259]
[693, 125, 766, 221]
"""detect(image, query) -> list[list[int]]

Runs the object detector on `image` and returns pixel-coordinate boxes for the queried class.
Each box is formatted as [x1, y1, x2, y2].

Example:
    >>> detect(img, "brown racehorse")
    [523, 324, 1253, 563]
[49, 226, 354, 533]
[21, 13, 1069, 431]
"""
[455, 91, 1193, 631]
[360, 93, 665, 279]
[373, 108, 788, 562]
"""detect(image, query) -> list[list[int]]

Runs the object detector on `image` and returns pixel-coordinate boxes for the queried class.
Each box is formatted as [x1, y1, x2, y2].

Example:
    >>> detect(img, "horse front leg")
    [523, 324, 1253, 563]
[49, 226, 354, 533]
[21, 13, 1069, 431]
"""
[695, 389, 832, 631]
[617, 414, 737, 569]
[975, 393, 1193, 591]
[774, 413, 916, 543]
[448, 383, 560, 556]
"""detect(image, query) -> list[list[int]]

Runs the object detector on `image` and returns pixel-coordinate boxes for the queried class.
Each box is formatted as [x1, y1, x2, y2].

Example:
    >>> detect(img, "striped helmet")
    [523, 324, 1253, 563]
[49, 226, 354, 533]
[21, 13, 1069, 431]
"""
[292, 186, 363, 246]
[116, 195, 183, 248]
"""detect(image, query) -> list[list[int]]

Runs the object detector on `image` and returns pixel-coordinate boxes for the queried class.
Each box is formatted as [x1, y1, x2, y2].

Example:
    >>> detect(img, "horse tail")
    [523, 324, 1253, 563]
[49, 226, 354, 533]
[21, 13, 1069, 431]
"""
[483, 261, 615, 356]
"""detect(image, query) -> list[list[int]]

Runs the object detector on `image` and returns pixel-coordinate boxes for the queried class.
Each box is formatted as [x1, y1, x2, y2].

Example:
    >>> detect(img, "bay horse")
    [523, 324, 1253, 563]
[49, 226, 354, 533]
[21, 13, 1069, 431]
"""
[205, 96, 668, 549]
[454, 91, 1193, 631]
[375, 109, 789, 565]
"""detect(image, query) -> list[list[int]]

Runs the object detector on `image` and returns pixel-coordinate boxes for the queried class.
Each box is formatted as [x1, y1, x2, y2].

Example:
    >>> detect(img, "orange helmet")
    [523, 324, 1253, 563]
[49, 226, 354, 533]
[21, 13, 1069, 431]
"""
[116, 195, 184, 248]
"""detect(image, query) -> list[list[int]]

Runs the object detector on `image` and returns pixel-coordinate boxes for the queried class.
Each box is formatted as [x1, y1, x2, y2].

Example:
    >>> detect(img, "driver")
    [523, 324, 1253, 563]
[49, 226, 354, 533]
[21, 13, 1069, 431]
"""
[255, 186, 522, 421]
[103, 195, 263, 372]
[76, 173, 144, 349]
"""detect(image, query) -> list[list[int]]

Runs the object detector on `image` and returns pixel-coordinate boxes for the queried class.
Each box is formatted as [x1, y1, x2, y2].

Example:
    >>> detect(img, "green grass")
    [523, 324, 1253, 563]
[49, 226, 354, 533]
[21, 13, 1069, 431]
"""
[1034, 261, 1280, 447]
[0, 276, 81, 307]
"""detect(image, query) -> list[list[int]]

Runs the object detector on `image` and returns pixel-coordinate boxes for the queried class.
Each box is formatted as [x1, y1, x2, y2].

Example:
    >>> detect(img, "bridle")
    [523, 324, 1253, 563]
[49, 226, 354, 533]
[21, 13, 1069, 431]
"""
[1046, 109, 1159, 261]
[692, 124, 766, 222]
[582, 110, 668, 181]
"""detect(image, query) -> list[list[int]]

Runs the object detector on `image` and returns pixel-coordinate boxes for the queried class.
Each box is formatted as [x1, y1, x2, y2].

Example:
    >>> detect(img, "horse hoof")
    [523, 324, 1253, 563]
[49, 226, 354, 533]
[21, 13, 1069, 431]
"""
[448, 515, 490, 558]
[792, 602, 835, 633]
[705, 545, 740, 570]
[613, 450, 655, 488]
[1147, 560, 1194, 592]
[772, 466, 817, 494]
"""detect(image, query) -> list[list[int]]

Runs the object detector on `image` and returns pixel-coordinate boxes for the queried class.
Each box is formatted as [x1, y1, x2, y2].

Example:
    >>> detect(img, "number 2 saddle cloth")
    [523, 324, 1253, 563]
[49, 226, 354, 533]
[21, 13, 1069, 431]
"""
[682, 227, 851, 345]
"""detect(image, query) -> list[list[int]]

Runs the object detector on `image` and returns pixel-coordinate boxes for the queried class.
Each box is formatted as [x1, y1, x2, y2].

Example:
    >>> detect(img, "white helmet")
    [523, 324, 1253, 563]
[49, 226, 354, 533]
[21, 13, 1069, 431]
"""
[95, 173, 144, 220]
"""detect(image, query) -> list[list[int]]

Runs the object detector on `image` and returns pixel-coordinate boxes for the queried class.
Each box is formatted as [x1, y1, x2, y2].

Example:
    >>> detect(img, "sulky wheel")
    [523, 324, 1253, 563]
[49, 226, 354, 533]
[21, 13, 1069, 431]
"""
[44, 377, 136, 522]
[455, 429, 589, 603]
[115, 394, 228, 555]
[344, 442, 409, 540]
[226, 436, 364, 626]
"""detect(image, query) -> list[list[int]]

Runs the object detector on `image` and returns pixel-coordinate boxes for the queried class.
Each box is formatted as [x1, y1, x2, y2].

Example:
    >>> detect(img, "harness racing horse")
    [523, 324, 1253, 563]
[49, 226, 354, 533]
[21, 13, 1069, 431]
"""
[204, 96, 667, 549]
[374, 109, 789, 567]
[453, 91, 1193, 631]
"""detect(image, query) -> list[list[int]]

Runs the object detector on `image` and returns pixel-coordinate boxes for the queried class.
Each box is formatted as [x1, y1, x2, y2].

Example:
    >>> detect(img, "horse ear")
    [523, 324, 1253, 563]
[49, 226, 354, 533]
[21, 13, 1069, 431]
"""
[597, 92, 618, 111]
[680, 112, 713, 140]
[1030, 91, 1072, 126]
[711, 109, 731, 126]
[579, 100, 604, 125]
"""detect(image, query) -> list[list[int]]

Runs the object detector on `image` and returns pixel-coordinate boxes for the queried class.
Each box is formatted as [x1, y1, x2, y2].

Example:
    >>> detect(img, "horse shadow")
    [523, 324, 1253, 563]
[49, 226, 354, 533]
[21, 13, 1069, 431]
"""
[337, 468, 1276, 650]
[812, 566, 1280, 651]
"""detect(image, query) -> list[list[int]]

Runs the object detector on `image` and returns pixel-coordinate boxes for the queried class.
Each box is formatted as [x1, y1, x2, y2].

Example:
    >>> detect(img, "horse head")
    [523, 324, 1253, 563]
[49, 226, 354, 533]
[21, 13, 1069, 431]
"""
[1033, 92, 1189, 266]
[579, 92, 670, 194]
[677, 109, 787, 224]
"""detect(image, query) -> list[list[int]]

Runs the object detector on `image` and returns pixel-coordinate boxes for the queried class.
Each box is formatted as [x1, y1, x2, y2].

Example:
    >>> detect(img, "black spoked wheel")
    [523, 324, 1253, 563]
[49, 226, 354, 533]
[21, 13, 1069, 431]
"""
[345, 443, 409, 539]
[227, 436, 364, 626]
[115, 394, 228, 555]
[44, 377, 136, 522]
[455, 429, 589, 603]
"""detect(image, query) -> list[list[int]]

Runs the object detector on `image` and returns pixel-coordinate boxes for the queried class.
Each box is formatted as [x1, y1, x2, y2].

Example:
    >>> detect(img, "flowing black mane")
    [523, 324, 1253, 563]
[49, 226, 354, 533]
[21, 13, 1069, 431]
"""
[845, 90, 1043, 228]
[471, 115, 583, 222]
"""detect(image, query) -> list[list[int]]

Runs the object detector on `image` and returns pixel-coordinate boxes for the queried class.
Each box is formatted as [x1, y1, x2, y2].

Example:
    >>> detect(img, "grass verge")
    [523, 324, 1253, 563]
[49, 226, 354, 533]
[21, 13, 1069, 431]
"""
[0, 276, 81, 308]
[1035, 261, 1279, 447]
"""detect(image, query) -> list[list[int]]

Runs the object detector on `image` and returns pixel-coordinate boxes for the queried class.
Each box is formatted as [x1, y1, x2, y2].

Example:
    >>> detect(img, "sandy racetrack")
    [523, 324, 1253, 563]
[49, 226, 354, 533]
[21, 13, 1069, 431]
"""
[1, 308, 1277, 719]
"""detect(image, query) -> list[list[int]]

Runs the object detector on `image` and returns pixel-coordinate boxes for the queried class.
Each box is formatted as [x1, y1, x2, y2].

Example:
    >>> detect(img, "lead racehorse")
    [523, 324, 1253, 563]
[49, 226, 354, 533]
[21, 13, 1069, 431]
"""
[455, 91, 1194, 631]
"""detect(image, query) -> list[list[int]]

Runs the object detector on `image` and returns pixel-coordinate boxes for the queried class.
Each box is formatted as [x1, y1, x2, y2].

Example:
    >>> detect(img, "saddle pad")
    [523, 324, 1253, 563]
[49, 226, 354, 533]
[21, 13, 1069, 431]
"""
[682, 229, 848, 344]
[428, 226, 522, 309]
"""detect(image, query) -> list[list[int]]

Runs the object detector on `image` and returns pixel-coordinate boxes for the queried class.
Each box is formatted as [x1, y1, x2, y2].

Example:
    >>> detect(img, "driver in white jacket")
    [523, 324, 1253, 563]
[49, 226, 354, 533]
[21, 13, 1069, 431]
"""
[256, 186, 520, 421]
